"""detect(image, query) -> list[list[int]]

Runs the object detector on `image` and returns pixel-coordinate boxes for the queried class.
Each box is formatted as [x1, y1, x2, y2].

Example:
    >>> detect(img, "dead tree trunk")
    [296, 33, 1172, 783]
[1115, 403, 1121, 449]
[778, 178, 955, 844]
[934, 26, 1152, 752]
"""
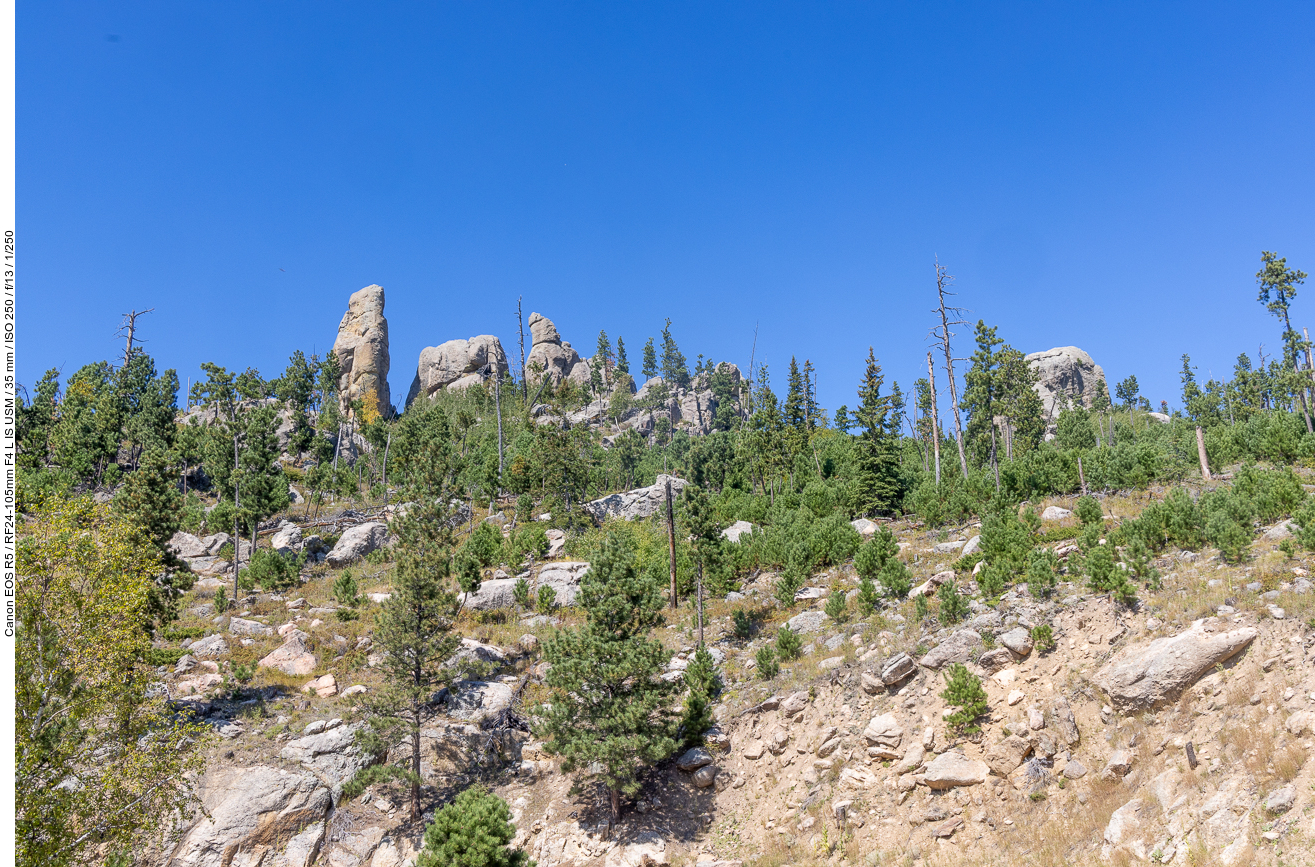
[927, 352, 942, 486]
[517, 297, 528, 404]
[666, 479, 678, 609]
[1196, 426, 1211, 481]
[930, 258, 969, 478]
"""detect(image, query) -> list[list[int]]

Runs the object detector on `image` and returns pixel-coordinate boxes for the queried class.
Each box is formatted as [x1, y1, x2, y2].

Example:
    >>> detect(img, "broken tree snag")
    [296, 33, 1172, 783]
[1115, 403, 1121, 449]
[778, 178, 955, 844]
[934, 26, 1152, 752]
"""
[1185, 741, 1199, 769]
[1195, 426, 1211, 481]
[666, 479, 678, 609]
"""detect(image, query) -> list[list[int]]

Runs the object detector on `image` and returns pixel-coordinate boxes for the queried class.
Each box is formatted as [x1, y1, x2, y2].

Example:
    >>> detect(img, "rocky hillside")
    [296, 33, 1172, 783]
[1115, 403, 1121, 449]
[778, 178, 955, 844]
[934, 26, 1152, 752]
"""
[145, 473, 1315, 867]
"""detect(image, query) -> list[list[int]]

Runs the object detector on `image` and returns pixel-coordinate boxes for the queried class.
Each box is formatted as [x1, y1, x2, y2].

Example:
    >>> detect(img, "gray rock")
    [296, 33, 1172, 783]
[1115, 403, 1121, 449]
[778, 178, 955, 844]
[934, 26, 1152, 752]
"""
[999, 627, 1034, 657]
[406, 335, 508, 405]
[166, 764, 330, 867]
[933, 540, 965, 555]
[1026, 346, 1107, 418]
[1041, 506, 1072, 521]
[721, 520, 757, 543]
[880, 652, 917, 686]
[584, 475, 688, 522]
[692, 766, 717, 788]
[676, 747, 714, 771]
[189, 634, 229, 658]
[279, 720, 375, 788]
[786, 610, 829, 634]
[1062, 758, 1088, 779]
[331, 284, 391, 419]
[1265, 784, 1297, 814]
[961, 535, 982, 556]
[525, 312, 592, 388]
[326, 522, 388, 567]
[270, 523, 303, 555]
[977, 648, 1015, 672]
[258, 633, 317, 677]
[863, 713, 903, 748]
[444, 680, 513, 723]
[1046, 697, 1080, 747]
[1092, 619, 1259, 711]
[919, 630, 984, 670]
[1102, 749, 1134, 779]
[924, 751, 990, 789]
[228, 617, 272, 638]
[168, 531, 210, 560]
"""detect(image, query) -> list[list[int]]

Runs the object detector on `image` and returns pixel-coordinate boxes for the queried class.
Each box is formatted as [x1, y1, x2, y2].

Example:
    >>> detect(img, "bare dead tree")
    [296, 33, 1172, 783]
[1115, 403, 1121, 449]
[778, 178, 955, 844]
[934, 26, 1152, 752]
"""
[517, 296, 528, 404]
[926, 352, 942, 486]
[114, 308, 155, 365]
[928, 258, 970, 479]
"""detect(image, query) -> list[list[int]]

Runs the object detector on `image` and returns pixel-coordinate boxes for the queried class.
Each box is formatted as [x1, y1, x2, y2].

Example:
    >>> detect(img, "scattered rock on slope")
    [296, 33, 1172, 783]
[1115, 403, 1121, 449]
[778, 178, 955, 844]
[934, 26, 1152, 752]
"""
[1092, 618, 1258, 711]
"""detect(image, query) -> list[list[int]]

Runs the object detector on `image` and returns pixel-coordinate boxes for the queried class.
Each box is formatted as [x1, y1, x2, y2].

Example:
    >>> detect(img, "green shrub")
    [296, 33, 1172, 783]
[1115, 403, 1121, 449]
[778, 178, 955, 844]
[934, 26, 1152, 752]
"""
[975, 562, 1007, 599]
[824, 591, 848, 623]
[937, 581, 969, 625]
[774, 565, 806, 608]
[464, 521, 505, 568]
[212, 585, 228, 614]
[877, 557, 912, 600]
[509, 523, 549, 562]
[537, 584, 557, 612]
[512, 577, 531, 608]
[1075, 496, 1103, 526]
[732, 608, 755, 639]
[755, 646, 779, 679]
[679, 647, 720, 749]
[856, 575, 879, 616]
[416, 786, 531, 867]
[232, 662, 256, 683]
[940, 663, 989, 735]
[1030, 624, 1055, 653]
[241, 548, 302, 592]
[854, 527, 899, 580]
[143, 647, 188, 667]
[333, 569, 362, 607]
[914, 592, 929, 622]
[1279, 538, 1297, 559]
[775, 625, 803, 660]
[163, 625, 204, 641]
[1025, 548, 1058, 598]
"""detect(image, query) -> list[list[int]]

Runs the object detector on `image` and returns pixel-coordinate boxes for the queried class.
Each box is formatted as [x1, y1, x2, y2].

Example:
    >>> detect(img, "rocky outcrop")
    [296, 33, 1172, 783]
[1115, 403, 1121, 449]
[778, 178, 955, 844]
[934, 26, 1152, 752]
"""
[405, 335, 509, 406]
[165, 764, 331, 867]
[584, 474, 688, 522]
[1092, 619, 1258, 711]
[279, 720, 375, 789]
[332, 284, 391, 419]
[526, 312, 591, 388]
[258, 631, 317, 676]
[1026, 346, 1106, 419]
[326, 521, 388, 567]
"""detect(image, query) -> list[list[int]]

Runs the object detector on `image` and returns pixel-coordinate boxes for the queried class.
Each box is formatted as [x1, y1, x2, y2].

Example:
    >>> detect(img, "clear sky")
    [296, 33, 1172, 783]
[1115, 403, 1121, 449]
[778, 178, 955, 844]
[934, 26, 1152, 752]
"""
[19, 2, 1315, 417]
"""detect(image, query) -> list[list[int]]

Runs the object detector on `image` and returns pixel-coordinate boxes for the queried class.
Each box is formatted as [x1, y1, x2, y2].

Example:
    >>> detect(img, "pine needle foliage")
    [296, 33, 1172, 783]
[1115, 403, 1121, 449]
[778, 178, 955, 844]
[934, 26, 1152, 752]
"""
[416, 786, 532, 867]
[534, 531, 677, 823]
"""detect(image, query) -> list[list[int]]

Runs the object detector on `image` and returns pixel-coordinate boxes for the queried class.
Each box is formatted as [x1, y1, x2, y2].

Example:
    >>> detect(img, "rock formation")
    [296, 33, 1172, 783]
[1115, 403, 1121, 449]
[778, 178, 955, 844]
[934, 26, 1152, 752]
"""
[331, 285, 391, 419]
[1026, 346, 1106, 420]
[526, 312, 591, 388]
[405, 335, 508, 406]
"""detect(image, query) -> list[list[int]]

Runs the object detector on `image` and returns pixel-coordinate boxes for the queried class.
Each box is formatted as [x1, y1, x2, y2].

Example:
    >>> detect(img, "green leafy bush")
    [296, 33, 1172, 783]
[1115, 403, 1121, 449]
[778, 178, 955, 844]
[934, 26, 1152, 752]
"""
[755, 645, 779, 679]
[416, 786, 531, 867]
[464, 521, 504, 568]
[679, 647, 720, 748]
[937, 581, 969, 625]
[512, 577, 531, 608]
[732, 608, 755, 639]
[855, 527, 899, 580]
[775, 625, 803, 660]
[824, 590, 848, 623]
[1030, 624, 1055, 653]
[975, 562, 1007, 599]
[940, 663, 989, 735]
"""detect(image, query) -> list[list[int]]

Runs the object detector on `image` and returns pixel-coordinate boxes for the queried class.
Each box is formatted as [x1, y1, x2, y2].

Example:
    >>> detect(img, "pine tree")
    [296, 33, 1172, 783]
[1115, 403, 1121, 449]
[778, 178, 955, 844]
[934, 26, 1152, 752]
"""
[1257, 250, 1312, 431]
[615, 337, 629, 374]
[784, 357, 807, 432]
[833, 404, 850, 434]
[276, 349, 319, 454]
[641, 338, 658, 381]
[659, 319, 690, 389]
[1115, 375, 1140, 413]
[115, 447, 194, 626]
[852, 349, 902, 516]
[367, 433, 461, 821]
[594, 330, 613, 388]
[679, 647, 719, 749]
[535, 531, 677, 823]
[802, 359, 820, 429]
[416, 786, 531, 867]
[961, 320, 1003, 485]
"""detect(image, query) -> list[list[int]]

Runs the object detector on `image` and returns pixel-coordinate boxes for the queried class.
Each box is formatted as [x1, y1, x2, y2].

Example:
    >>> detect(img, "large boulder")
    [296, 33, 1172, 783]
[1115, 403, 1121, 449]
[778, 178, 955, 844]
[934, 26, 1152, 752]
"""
[1092, 619, 1258, 711]
[331, 284, 391, 419]
[536, 561, 591, 607]
[924, 751, 990, 789]
[165, 764, 331, 867]
[526, 312, 591, 388]
[326, 522, 388, 567]
[918, 629, 984, 670]
[443, 680, 513, 723]
[258, 632, 318, 677]
[584, 474, 688, 522]
[279, 721, 375, 789]
[1026, 346, 1106, 419]
[270, 523, 303, 556]
[405, 335, 509, 406]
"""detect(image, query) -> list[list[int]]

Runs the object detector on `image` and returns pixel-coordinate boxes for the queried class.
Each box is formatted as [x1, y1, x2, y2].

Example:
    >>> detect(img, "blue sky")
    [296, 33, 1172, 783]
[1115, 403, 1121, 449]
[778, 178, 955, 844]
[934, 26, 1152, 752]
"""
[19, 2, 1315, 417]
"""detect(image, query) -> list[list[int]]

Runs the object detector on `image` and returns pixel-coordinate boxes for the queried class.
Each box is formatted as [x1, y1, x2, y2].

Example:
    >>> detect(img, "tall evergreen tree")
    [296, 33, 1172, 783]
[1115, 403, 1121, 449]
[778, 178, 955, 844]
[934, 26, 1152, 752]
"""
[783, 358, 807, 432]
[852, 349, 902, 516]
[116, 447, 193, 625]
[659, 319, 690, 388]
[641, 338, 658, 381]
[276, 350, 319, 455]
[615, 337, 629, 374]
[995, 347, 1044, 459]
[1115, 375, 1140, 413]
[535, 531, 677, 823]
[594, 330, 613, 388]
[960, 320, 1003, 485]
[833, 404, 850, 434]
[367, 431, 461, 821]
[1256, 250, 1312, 431]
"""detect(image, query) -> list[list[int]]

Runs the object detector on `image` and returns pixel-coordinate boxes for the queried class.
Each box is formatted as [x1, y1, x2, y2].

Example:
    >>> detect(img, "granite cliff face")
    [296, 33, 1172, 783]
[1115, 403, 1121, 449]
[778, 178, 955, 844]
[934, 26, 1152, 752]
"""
[405, 335, 509, 406]
[1026, 346, 1106, 419]
[331, 285, 391, 418]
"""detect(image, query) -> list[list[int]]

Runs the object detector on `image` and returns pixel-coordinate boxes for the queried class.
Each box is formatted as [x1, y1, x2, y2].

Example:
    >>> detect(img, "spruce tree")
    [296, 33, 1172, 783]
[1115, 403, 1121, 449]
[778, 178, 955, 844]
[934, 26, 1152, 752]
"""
[852, 349, 902, 516]
[833, 404, 850, 434]
[535, 531, 677, 823]
[367, 433, 461, 821]
[276, 349, 319, 454]
[961, 320, 1003, 484]
[659, 319, 690, 388]
[784, 357, 807, 432]
[594, 330, 613, 388]
[116, 447, 195, 626]
[641, 338, 658, 381]
[615, 337, 629, 374]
